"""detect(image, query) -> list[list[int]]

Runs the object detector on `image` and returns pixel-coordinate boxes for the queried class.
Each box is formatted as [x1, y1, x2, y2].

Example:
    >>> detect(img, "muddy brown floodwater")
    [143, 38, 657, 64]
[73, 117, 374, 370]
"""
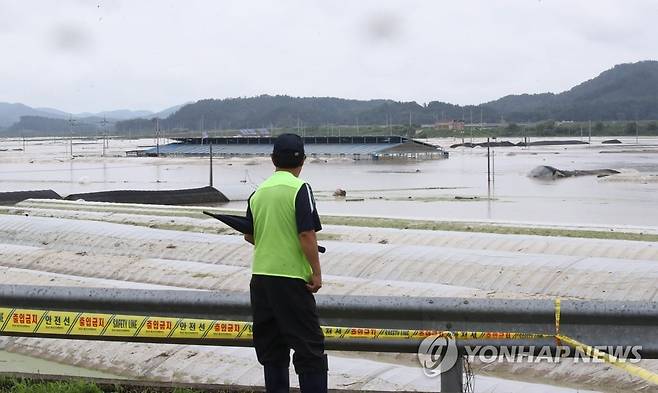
[1, 136, 656, 227]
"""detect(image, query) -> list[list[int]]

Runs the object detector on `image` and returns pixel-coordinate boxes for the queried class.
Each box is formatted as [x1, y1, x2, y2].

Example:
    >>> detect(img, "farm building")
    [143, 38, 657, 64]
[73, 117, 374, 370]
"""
[127, 136, 448, 160]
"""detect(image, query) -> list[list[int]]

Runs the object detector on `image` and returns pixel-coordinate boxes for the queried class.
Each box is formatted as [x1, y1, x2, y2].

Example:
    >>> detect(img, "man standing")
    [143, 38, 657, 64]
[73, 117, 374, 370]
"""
[244, 133, 328, 393]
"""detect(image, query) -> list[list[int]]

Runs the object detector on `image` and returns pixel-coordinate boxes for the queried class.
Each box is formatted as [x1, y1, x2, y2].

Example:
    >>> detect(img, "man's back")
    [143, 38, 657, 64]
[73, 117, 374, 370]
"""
[250, 171, 311, 281]
[245, 133, 327, 393]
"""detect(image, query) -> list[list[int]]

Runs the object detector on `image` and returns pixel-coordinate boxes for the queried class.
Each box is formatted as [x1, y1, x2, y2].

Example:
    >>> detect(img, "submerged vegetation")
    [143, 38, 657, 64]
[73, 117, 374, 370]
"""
[320, 216, 658, 242]
[0, 378, 101, 393]
[3, 203, 655, 242]
[0, 377, 244, 393]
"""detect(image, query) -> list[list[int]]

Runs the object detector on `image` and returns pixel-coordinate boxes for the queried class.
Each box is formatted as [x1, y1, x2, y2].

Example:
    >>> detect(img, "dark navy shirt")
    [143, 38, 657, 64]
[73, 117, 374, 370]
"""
[246, 183, 321, 234]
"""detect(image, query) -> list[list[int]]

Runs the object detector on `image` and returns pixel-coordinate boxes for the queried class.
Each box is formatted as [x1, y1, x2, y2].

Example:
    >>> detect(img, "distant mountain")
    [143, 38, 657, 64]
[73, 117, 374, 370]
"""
[482, 93, 556, 116]
[34, 107, 70, 118]
[0, 102, 175, 135]
[5, 116, 99, 136]
[116, 96, 403, 132]
[149, 103, 188, 119]
[483, 60, 658, 121]
[115, 61, 658, 132]
[79, 109, 154, 120]
[0, 103, 61, 127]
[4, 60, 658, 136]
[0, 103, 157, 129]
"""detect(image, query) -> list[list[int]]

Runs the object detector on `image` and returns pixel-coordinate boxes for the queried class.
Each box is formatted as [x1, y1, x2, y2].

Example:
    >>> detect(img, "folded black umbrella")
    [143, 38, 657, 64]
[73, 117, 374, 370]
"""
[204, 212, 253, 234]
[203, 211, 326, 253]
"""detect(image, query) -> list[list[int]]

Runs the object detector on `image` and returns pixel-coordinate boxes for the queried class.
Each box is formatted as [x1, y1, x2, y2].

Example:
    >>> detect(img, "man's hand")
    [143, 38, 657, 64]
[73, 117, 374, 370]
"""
[299, 230, 321, 293]
[306, 273, 322, 293]
[244, 234, 254, 245]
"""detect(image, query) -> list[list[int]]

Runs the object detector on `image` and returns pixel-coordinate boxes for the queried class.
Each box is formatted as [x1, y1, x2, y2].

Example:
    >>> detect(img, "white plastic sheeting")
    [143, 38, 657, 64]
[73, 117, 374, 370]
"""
[8, 199, 658, 259]
[0, 215, 655, 301]
[0, 243, 515, 298]
[0, 265, 180, 290]
[324, 225, 658, 262]
[0, 337, 609, 393]
[14, 198, 658, 236]
[0, 203, 657, 391]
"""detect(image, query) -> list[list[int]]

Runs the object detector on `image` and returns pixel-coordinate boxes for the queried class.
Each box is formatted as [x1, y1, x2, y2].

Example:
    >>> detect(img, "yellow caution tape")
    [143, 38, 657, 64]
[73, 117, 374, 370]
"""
[1, 306, 656, 385]
[557, 335, 658, 385]
[555, 298, 562, 347]
[0, 307, 250, 340]
[0, 307, 549, 341]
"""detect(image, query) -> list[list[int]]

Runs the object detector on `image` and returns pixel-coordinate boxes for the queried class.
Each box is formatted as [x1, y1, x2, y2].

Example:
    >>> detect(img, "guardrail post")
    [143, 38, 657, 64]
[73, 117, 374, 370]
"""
[440, 355, 463, 392]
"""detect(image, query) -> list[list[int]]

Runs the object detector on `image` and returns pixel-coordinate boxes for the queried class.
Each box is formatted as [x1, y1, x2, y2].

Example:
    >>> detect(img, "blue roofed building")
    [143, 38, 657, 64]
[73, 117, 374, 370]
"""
[127, 136, 448, 160]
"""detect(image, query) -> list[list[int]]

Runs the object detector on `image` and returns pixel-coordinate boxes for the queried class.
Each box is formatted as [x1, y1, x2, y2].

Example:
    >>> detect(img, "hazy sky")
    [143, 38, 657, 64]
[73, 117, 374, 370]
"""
[1, 0, 656, 112]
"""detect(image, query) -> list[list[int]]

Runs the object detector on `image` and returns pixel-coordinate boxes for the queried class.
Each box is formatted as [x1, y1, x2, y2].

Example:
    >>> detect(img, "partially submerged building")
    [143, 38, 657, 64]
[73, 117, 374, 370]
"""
[127, 136, 448, 160]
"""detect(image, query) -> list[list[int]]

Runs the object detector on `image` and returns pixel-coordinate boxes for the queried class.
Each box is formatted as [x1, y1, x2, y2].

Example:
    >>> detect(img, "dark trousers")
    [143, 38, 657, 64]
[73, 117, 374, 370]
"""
[250, 274, 327, 374]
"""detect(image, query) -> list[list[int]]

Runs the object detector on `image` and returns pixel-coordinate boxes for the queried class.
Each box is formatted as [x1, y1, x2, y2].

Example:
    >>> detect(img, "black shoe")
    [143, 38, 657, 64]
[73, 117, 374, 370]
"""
[298, 371, 327, 393]
[264, 365, 290, 393]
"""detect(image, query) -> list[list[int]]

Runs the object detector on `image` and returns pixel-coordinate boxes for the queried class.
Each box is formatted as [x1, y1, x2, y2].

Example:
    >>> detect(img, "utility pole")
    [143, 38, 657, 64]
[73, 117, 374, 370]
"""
[67, 117, 76, 157]
[209, 138, 213, 187]
[637, 124, 639, 144]
[100, 117, 109, 157]
[155, 119, 161, 156]
[636, 117, 639, 144]
[386, 114, 393, 136]
[588, 120, 592, 144]
[487, 137, 491, 183]
[634, 111, 640, 144]
[491, 137, 496, 182]
[200, 115, 205, 145]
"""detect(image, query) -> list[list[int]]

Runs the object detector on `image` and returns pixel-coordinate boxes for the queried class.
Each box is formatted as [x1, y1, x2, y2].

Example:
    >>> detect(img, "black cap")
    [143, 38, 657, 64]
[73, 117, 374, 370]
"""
[273, 133, 305, 157]
[272, 133, 305, 168]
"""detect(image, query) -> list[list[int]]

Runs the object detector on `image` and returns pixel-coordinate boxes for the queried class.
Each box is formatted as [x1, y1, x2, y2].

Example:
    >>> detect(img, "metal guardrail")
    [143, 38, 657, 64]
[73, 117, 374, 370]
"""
[1, 285, 656, 356]
[0, 285, 657, 391]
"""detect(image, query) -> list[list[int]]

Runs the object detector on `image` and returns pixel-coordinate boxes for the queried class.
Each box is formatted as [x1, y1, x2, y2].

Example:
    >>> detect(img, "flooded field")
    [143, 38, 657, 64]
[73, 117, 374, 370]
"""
[1, 136, 657, 227]
[0, 136, 656, 391]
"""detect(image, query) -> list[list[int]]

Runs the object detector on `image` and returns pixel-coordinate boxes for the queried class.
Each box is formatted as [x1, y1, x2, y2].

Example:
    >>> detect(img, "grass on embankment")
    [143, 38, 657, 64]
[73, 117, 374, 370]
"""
[0, 377, 247, 393]
[0, 378, 182, 393]
[320, 215, 658, 242]
[4, 201, 658, 243]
